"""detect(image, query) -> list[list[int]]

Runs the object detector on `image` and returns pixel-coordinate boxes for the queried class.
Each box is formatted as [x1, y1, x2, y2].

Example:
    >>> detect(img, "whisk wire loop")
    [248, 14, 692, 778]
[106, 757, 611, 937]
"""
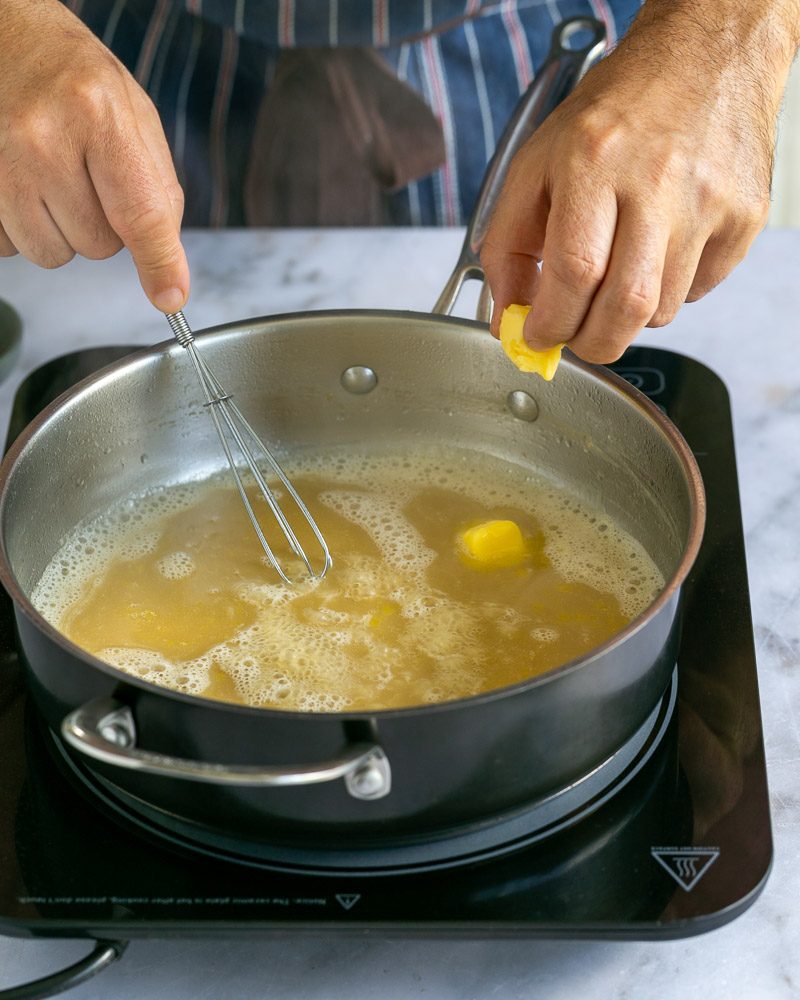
[166, 311, 332, 586]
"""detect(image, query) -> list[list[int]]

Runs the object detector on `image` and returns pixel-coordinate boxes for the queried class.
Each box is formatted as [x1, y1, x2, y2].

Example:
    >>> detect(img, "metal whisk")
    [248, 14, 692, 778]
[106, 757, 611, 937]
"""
[165, 311, 332, 585]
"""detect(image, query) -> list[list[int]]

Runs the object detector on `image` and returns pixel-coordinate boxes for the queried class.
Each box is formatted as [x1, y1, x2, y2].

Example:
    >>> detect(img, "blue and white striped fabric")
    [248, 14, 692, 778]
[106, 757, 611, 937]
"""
[65, 0, 642, 227]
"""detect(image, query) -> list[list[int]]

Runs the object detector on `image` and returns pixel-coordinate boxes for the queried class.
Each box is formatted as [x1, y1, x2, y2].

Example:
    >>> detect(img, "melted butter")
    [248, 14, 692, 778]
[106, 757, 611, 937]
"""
[32, 448, 664, 712]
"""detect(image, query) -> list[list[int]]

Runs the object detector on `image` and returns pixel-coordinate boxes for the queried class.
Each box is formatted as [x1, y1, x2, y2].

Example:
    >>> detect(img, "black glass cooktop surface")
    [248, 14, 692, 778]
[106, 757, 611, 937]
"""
[0, 346, 771, 955]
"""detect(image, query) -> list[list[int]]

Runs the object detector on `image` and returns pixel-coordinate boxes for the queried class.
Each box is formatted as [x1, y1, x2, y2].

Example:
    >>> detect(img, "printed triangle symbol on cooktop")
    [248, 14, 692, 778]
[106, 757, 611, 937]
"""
[335, 893, 361, 910]
[650, 847, 720, 891]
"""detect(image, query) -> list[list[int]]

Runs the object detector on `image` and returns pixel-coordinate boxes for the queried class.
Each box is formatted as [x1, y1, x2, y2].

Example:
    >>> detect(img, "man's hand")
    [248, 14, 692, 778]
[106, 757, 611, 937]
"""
[0, 0, 189, 312]
[482, 0, 800, 364]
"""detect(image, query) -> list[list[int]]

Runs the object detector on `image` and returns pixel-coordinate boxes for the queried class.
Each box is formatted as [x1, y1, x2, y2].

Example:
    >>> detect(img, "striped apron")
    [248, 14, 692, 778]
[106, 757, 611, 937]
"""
[64, 0, 641, 226]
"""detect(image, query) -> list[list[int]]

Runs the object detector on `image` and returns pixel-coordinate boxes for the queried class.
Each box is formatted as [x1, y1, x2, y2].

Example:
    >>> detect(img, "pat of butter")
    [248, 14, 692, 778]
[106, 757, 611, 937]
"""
[459, 519, 528, 569]
[499, 304, 563, 381]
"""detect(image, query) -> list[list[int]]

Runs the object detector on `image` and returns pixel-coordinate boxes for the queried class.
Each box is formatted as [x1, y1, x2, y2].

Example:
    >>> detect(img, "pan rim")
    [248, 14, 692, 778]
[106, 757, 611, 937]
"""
[0, 308, 706, 721]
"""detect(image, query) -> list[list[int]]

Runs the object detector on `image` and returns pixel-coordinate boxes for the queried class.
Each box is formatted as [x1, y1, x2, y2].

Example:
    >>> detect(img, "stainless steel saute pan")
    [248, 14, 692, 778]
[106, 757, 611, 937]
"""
[0, 20, 705, 858]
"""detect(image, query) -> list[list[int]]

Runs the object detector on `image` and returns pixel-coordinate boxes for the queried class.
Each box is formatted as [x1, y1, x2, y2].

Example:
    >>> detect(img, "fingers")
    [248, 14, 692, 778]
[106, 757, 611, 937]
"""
[87, 127, 189, 313]
[85, 74, 188, 311]
[0, 191, 75, 268]
[553, 211, 759, 360]
[645, 231, 708, 328]
[565, 203, 669, 362]
[482, 251, 541, 338]
[520, 186, 619, 352]
[125, 79, 185, 231]
[41, 173, 123, 261]
[0, 220, 17, 258]
[686, 202, 768, 304]
[481, 164, 620, 351]
[534, 212, 754, 362]
[645, 197, 767, 330]
[483, 166, 753, 365]
[481, 160, 549, 337]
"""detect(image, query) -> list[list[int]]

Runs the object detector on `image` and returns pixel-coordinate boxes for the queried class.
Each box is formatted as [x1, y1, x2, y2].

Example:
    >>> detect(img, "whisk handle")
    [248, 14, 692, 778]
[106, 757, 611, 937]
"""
[165, 310, 195, 347]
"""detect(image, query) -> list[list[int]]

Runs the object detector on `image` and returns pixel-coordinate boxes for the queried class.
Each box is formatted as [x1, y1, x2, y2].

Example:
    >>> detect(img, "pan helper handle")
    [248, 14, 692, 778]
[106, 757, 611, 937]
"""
[62, 697, 391, 801]
[432, 17, 607, 324]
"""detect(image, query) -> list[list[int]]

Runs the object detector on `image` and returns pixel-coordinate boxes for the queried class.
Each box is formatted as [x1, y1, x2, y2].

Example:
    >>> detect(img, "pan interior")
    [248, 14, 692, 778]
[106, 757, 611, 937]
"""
[1, 312, 696, 632]
[30, 437, 671, 711]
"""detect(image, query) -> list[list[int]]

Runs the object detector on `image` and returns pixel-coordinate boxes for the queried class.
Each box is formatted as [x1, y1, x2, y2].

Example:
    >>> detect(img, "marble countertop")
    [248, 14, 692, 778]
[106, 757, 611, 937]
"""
[0, 228, 798, 999]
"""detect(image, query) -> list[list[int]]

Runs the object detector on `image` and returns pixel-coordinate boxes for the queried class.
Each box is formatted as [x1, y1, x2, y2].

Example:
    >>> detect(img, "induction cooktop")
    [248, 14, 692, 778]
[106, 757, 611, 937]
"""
[0, 345, 772, 999]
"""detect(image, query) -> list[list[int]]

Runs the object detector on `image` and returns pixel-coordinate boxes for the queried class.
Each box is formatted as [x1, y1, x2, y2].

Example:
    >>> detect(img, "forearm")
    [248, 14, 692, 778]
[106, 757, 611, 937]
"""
[624, 0, 800, 106]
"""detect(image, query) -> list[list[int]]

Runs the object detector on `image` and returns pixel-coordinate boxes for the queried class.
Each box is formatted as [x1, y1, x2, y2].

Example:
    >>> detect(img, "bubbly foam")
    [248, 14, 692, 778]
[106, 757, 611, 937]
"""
[34, 482, 202, 624]
[318, 490, 434, 580]
[157, 551, 195, 580]
[31, 446, 665, 711]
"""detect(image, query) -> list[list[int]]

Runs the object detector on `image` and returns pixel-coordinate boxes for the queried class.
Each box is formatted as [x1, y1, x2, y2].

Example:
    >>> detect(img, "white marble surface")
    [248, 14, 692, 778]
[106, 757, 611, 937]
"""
[0, 228, 798, 999]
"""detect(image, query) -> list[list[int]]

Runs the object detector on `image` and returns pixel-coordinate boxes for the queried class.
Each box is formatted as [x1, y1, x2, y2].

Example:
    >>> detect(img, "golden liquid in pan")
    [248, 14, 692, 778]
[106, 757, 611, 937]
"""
[32, 449, 664, 712]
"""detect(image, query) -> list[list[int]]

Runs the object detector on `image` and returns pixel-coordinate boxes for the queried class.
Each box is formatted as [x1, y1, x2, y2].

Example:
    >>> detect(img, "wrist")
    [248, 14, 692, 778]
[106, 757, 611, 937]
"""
[626, 0, 800, 100]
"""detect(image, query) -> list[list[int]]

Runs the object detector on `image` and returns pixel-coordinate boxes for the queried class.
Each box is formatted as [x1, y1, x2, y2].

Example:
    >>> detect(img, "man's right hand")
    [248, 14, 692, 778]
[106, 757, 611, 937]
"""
[0, 0, 189, 312]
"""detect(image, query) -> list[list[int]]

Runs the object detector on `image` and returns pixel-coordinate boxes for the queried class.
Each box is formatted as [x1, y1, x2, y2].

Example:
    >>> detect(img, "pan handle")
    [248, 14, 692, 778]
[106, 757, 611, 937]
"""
[61, 697, 391, 800]
[432, 16, 607, 323]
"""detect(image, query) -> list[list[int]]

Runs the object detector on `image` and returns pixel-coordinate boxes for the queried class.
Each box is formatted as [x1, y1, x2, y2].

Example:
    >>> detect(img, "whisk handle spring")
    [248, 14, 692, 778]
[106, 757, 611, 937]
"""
[166, 310, 194, 348]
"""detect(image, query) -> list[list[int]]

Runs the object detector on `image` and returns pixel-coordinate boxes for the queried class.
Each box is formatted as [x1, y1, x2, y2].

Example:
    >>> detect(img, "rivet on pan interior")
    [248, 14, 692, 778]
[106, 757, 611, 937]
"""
[506, 390, 539, 422]
[341, 366, 378, 394]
